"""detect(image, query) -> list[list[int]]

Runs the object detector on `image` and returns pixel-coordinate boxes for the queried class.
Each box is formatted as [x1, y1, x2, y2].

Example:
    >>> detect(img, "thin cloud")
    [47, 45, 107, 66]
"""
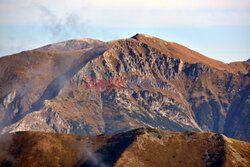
[39, 5, 85, 40]
[0, 0, 250, 27]
[87, 8, 250, 27]
[0, 41, 44, 57]
[93, 0, 250, 9]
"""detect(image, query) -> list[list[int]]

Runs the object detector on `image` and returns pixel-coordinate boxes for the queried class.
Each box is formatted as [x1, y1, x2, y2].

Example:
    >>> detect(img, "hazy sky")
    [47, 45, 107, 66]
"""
[0, 0, 250, 62]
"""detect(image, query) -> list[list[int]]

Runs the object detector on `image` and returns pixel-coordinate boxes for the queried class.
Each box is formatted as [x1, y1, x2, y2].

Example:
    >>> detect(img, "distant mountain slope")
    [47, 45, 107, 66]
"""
[0, 128, 249, 167]
[37, 39, 104, 52]
[0, 41, 103, 131]
[0, 34, 249, 142]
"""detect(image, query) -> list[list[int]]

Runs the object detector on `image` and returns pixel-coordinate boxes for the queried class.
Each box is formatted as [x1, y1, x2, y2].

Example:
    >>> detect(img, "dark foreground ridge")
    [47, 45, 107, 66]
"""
[0, 128, 249, 167]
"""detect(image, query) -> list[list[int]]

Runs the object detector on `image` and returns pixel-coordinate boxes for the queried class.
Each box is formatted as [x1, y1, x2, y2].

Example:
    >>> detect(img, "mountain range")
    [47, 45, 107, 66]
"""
[0, 34, 249, 143]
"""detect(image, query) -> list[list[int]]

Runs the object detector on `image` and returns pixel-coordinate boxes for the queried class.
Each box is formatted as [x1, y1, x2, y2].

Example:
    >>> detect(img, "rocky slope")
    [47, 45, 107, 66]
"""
[0, 128, 249, 167]
[0, 34, 249, 142]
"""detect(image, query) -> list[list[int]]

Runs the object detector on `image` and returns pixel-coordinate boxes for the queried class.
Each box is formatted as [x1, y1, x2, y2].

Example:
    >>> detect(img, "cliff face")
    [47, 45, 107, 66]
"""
[0, 128, 249, 167]
[0, 34, 249, 142]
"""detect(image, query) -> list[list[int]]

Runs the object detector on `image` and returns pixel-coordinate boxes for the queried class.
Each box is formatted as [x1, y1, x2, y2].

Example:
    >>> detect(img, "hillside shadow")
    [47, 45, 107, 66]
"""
[29, 44, 109, 112]
[79, 129, 140, 167]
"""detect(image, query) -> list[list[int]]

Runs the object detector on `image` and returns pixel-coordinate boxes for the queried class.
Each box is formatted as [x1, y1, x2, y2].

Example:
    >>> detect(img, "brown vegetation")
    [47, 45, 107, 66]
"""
[0, 128, 249, 167]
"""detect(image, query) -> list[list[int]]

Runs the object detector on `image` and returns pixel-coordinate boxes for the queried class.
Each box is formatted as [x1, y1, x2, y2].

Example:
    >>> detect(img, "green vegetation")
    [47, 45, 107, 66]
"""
[193, 99, 225, 132]
[142, 101, 150, 110]
[163, 104, 181, 112]
[68, 91, 74, 98]
[207, 152, 216, 163]
[69, 121, 85, 135]
[209, 99, 225, 132]
[146, 127, 159, 133]
[68, 119, 94, 135]
[187, 131, 195, 137]
[157, 134, 162, 139]
[136, 130, 146, 136]
[75, 135, 82, 141]
[193, 101, 213, 130]
[84, 124, 94, 134]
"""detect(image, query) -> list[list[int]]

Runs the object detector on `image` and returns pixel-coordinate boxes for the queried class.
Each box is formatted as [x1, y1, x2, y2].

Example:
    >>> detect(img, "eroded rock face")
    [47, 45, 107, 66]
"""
[0, 34, 249, 142]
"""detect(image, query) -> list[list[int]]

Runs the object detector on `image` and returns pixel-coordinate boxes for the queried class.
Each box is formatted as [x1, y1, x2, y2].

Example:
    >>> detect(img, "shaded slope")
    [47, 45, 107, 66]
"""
[0, 39, 103, 131]
[0, 50, 83, 127]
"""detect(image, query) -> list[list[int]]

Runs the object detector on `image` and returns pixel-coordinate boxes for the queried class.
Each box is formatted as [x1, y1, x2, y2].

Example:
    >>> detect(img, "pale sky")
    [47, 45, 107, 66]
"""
[0, 0, 250, 62]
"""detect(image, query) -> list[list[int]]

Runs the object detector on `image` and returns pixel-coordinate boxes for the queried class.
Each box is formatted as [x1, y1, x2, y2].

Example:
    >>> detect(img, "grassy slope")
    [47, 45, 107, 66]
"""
[0, 128, 249, 167]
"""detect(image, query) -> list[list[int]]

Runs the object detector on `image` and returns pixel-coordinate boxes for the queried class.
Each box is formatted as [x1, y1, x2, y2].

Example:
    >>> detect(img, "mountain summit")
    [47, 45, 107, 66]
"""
[0, 34, 249, 142]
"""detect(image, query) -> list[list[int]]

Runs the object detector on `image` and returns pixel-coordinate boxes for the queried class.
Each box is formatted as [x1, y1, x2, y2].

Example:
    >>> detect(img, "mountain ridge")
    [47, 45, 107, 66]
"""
[0, 128, 249, 167]
[0, 34, 249, 142]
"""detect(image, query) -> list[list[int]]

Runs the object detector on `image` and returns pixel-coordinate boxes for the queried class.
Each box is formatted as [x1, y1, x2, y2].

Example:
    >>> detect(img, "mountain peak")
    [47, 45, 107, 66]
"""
[129, 34, 248, 73]
[132, 33, 156, 40]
